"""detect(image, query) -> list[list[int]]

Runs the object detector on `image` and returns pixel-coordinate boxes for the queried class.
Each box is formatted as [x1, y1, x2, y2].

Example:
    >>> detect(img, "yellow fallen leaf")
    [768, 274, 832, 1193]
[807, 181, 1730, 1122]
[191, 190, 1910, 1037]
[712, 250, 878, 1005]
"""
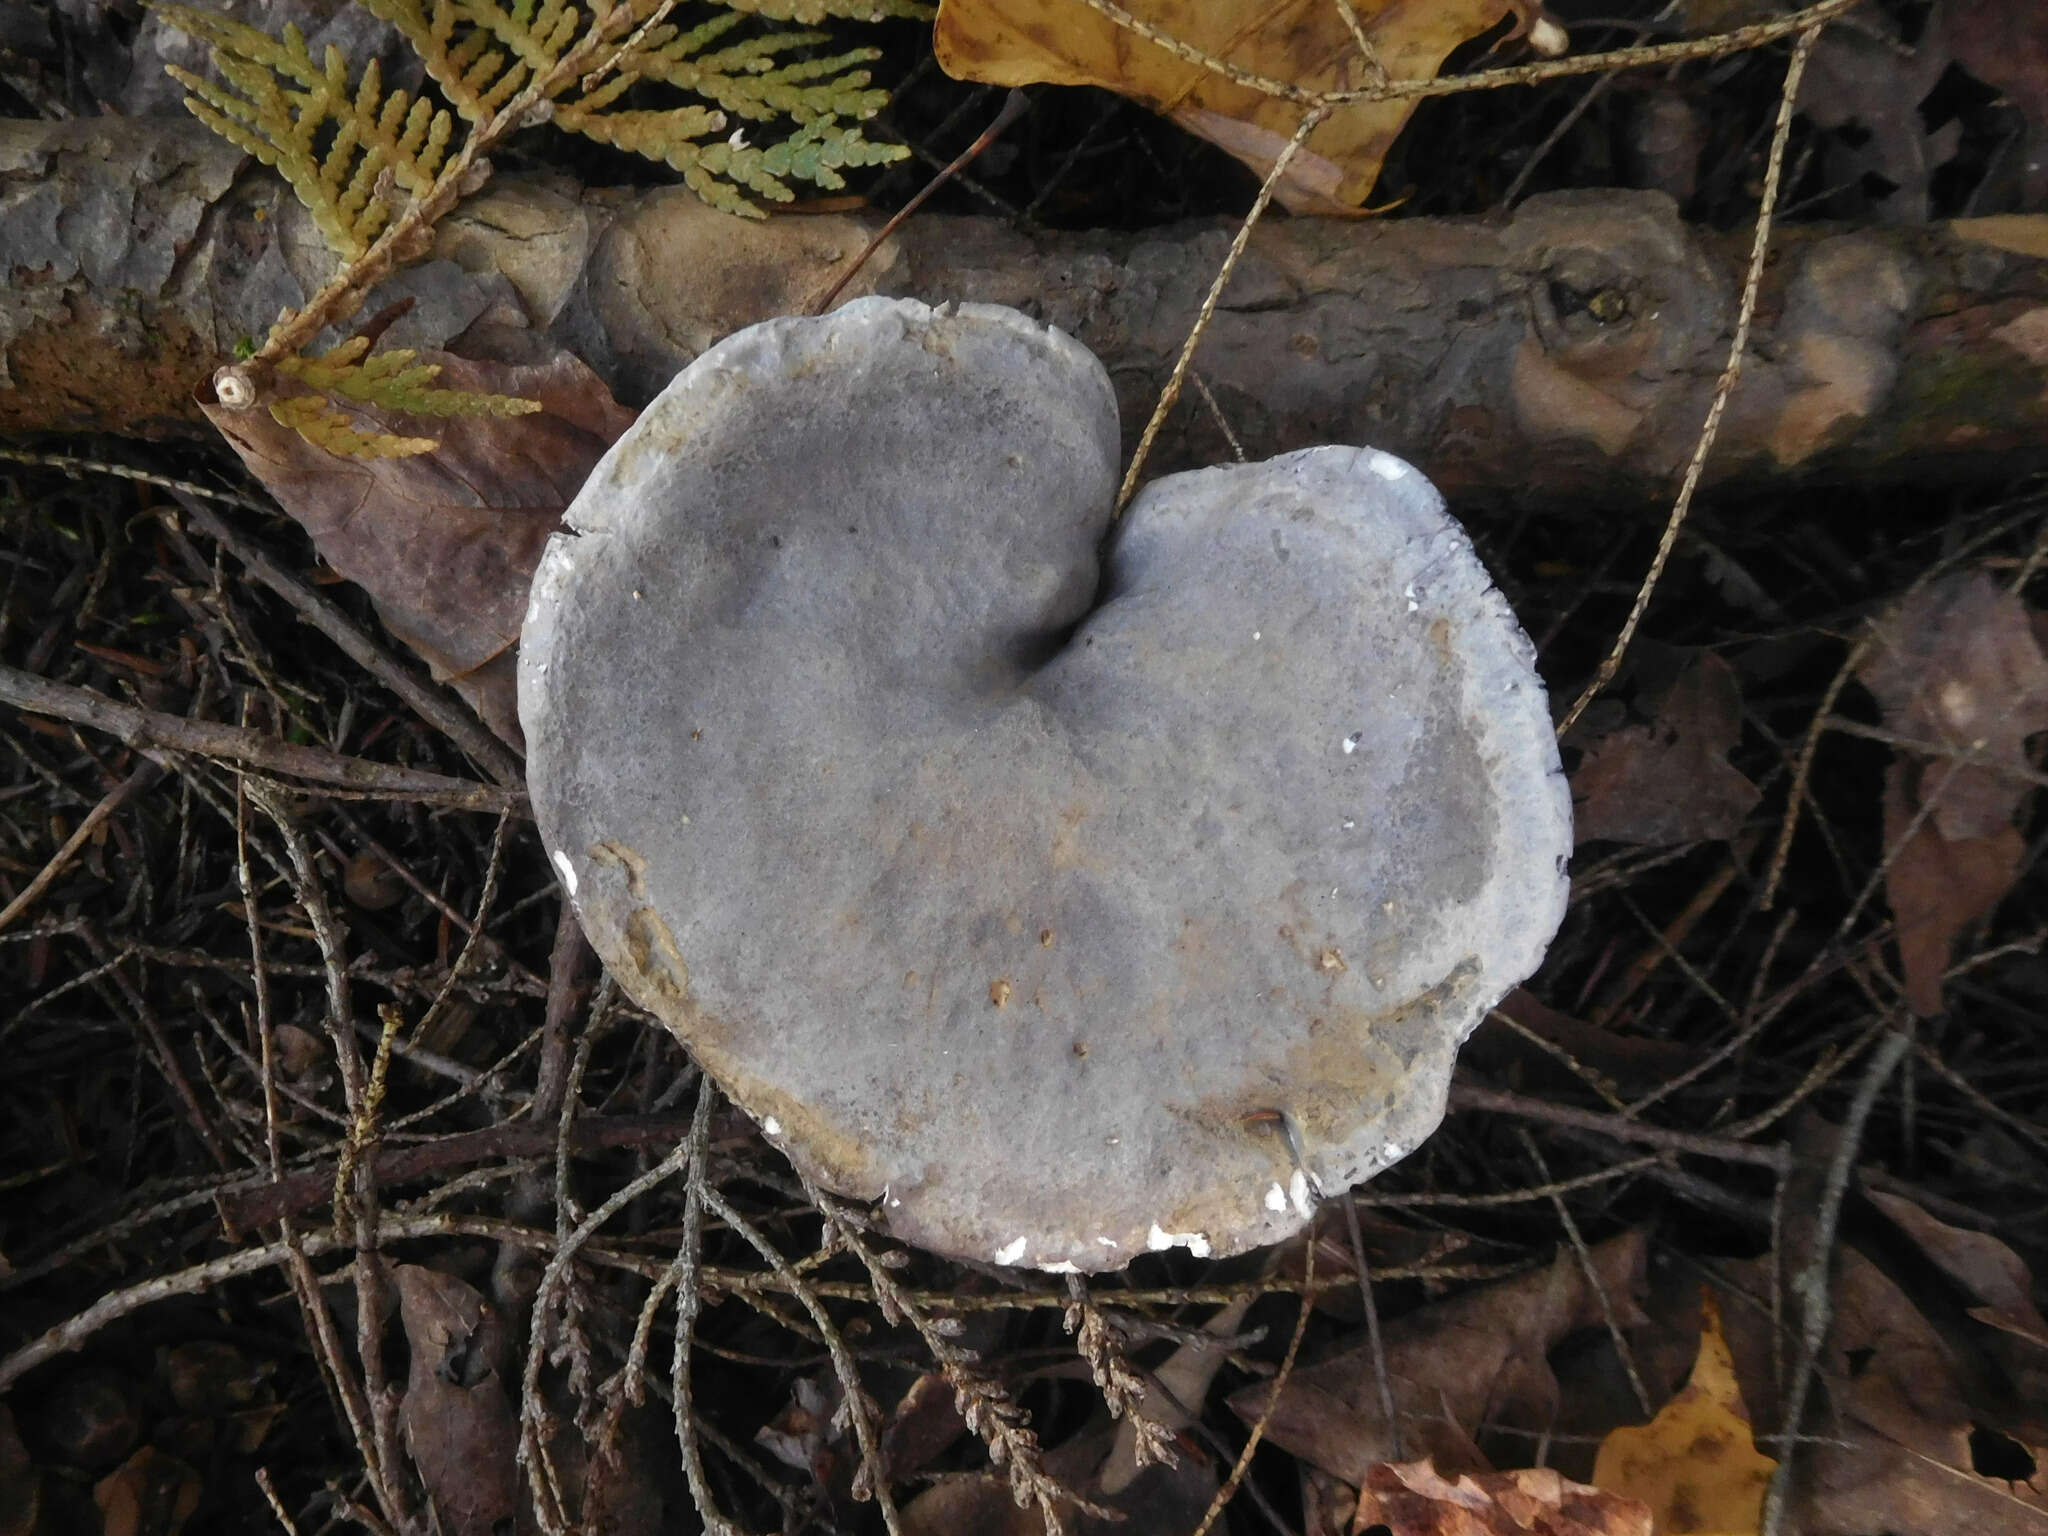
[1593, 1289, 1776, 1536]
[933, 0, 1531, 212]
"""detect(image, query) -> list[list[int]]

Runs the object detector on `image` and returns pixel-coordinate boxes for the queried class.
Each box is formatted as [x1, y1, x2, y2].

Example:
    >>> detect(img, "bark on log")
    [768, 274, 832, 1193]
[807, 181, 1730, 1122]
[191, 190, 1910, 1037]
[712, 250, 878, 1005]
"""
[7, 115, 2048, 503]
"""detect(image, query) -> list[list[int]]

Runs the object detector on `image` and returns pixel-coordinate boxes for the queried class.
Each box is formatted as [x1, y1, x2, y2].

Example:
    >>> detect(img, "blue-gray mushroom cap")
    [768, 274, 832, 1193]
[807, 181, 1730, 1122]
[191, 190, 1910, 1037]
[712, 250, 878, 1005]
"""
[519, 297, 1571, 1272]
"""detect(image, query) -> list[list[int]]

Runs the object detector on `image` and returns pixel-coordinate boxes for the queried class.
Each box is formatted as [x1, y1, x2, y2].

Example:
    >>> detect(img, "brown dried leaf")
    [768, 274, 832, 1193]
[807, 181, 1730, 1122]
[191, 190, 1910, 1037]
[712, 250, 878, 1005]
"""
[202, 340, 635, 749]
[1350, 1461, 1652, 1536]
[1819, 1249, 2048, 1534]
[394, 1264, 520, 1536]
[1571, 651, 1760, 847]
[1865, 1187, 2048, 1348]
[92, 1447, 202, 1536]
[1231, 1232, 1648, 1482]
[1948, 0, 2048, 206]
[1800, 10, 1958, 222]
[1712, 1249, 2048, 1536]
[1879, 757, 2023, 1017]
[882, 1371, 969, 1481]
[934, 0, 1529, 213]
[1857, 571, 2048, 1015]
[1860, 570, 2048, 841]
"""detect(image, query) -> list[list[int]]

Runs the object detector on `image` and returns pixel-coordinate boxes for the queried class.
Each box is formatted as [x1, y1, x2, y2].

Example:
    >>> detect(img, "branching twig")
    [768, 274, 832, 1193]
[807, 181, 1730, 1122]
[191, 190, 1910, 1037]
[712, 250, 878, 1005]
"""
[810, 1191, 1089, 1533]
[700, 1186, 907, 1536]
[1065, 1274, 1178, 1468]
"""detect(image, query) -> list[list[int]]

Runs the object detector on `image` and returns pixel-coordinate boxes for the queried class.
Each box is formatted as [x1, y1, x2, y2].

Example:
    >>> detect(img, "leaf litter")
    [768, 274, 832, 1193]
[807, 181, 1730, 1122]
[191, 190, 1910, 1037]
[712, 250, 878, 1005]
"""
[1569, 649, 1762, 848]
[1857, 569, 2048, 1014]
[1591, 1290, 1774, 1536]
[200, 334, 636, 751]
[8, 3, 2048, 1536]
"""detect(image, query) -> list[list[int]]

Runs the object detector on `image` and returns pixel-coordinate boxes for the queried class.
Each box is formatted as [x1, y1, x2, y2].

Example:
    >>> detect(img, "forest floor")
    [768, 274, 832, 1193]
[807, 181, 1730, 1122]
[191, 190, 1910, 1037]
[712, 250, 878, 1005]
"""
[3, 1, 2048, 1534]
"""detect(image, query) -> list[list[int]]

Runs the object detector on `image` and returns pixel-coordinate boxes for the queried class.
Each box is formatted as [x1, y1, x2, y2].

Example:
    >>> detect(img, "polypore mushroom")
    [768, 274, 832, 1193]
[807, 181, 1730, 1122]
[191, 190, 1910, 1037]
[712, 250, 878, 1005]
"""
[519, 297, 1570, 1272]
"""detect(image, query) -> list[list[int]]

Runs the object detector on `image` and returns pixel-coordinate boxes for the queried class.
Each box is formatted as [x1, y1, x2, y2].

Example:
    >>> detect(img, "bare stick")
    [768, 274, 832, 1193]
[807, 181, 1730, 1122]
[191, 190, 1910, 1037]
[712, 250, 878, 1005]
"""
[217, 1113, 695, 1232]
[0, 665, 521, 811]
[1448, 1083, 1790, 1170]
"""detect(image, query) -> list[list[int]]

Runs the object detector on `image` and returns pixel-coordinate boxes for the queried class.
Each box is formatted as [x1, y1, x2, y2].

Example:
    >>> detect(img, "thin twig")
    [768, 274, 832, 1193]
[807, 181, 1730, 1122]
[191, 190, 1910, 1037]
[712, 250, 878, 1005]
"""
[1114, 102, 1333, 516]
[1759, 1022, 1913, 1536]
[700, 1187, 906, 1536]
[1189, 1239, 1316, 1536]
[666, 1077, 739, 1536]
[0, 759, 161, 936]
[169, 493, 524, 788]
[518, 1140, 698, 1534]
[817, 1196, 1092, 1532]
[1341, 1192, 1403, 1460]
[0, 1210, 1531, 1393]
[0, 446, 270, 513]
[811, 90, 1030, 316]
[216, 1114, 694, 1232]
[1074, 0, 1858, 110]
[1520, 1131, 1651, 1417]
[1556, 22, 1819, 738]
[1447, 1083, 1789, 1170]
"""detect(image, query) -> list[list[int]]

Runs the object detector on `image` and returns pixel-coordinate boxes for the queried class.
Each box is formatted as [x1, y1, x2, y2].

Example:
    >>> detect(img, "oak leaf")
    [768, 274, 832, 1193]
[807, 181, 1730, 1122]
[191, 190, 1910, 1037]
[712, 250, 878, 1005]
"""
[933, 0, 1537, 213]
[1592, 1289, 1774, 1536]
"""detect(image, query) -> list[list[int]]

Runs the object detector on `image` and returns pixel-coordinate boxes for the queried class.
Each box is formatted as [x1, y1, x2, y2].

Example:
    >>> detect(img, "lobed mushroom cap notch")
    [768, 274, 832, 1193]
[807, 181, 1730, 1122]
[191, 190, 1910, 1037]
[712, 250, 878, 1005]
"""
[519, 296, 1572, 1272]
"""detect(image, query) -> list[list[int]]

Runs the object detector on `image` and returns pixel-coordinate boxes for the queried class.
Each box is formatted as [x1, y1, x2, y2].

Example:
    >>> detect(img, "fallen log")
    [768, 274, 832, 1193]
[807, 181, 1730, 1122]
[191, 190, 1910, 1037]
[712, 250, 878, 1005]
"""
[6, 115, 2048, 503]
